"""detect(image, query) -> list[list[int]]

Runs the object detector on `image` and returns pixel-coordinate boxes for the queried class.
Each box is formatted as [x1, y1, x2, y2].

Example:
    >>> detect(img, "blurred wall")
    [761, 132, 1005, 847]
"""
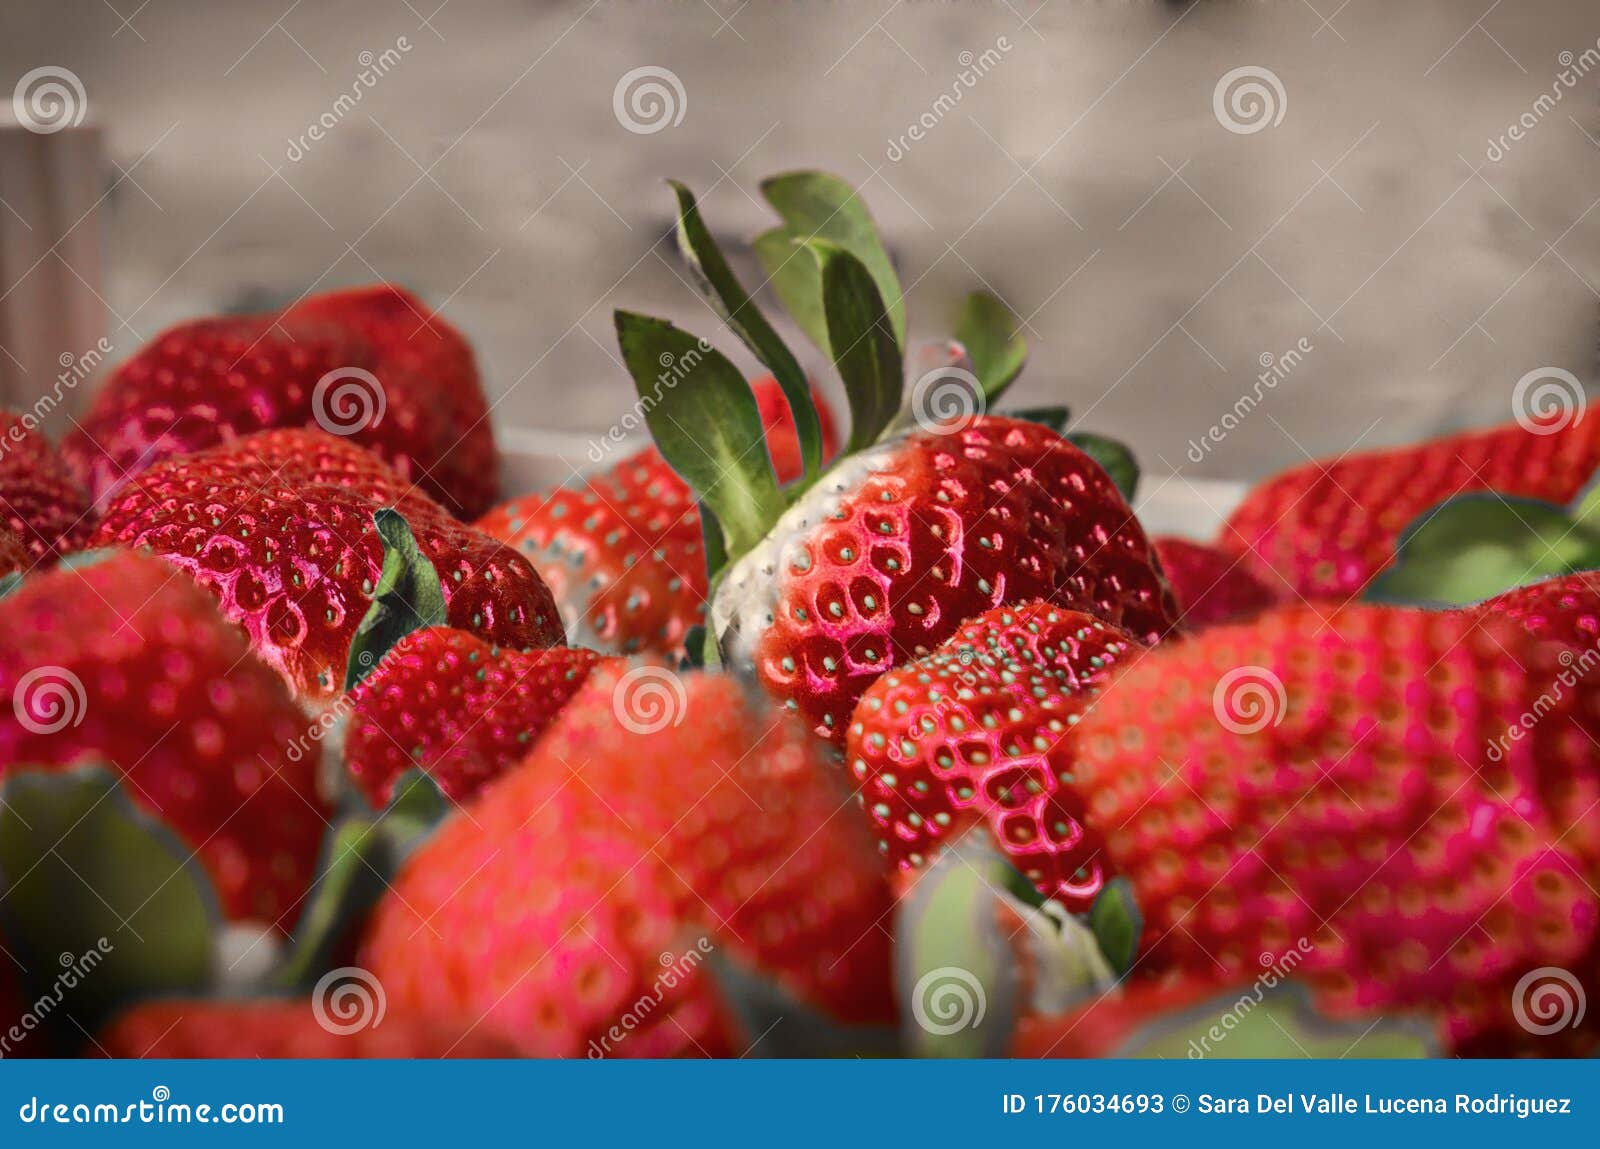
[1, 0, 1597, 485]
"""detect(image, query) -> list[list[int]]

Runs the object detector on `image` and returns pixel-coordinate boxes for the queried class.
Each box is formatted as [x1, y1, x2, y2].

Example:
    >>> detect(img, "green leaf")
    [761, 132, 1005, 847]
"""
[753, 227, 830, 356]
[954, 291, 1027, 401]
[760, 171, 905, 347]
[669, 181, 823, 486]
[614, 312, 785, 559]
[810, 242, 904, 452]
[1068, 431, 1140, 501]
[1116, 982, 1435, 1059]
[1089, 877, 1142, 976]
[1365, 494, 1600, 607]
[344, 510, 448, 691]
[0, 765, 218, 1033]
[1007, 405, 1071, 434]
[276, 770, 447, 990]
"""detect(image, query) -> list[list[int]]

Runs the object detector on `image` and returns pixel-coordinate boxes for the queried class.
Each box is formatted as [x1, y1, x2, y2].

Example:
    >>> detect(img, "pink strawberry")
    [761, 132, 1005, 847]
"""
[0, 550, 328, 925]
[1219, 417, 1600, 600]
[97, 999, 518, 1058]
[1069, 603, 1600, 1053]
[363, 665, 894, 1052]
[846, 601, 1141, 909]
[1153, 535, 1276, 628]
[1463, 571, 1600, 649]
[66, 284, 498, 518]
[475, 379, 839, 659]
[0, 411, 92, 566]
[88, 428, 563, 704]
[344, 626, 610, 807]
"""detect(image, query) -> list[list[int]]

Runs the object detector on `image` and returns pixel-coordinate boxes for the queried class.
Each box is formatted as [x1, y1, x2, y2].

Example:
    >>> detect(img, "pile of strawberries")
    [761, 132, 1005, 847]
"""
[2, 173, 1597, 1061]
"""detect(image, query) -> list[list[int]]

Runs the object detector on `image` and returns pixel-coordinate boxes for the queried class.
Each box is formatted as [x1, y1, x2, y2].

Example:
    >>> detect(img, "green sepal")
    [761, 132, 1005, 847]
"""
[613, 312, 784, 559]
[807, 240, 904, 453]
[753, 226, 831, 357]
[669, 180, 823, 486]
[954, 291, 1027, 401]
[0, 571, 21, 602]
[275, 770, 448, 990]
[707, 949, 901, 1057]
[1112, 982, 1436, 1059]
[0, 764, 219, 1037]
[1068, 431, 1140, 501]
[1088, 876, 1142, 976]
[758, 171, 906, 349]
[1007, 406, 1071, 434]
[344, 510, 448, 691]
[1365, 493, 1600, 607]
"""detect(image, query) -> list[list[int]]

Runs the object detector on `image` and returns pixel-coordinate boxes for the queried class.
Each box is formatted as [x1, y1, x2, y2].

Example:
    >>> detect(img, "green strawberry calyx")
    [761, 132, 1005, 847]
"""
[343, 509, 448, 691]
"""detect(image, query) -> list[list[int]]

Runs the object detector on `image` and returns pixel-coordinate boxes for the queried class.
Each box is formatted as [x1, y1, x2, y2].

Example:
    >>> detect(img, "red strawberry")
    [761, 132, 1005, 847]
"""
[1069, 603, 1600, 1053]
[344, 626, 610, 807]
[1219, 418, 1600, 600]
[846, 601, 1141, 909]
[715, 417, 1178, 742]
[0, 411, 92, 566]
[1009, 975, 1237, 1058]
[0, 524, 26, 578]
[66, 284, 498, 518]
[0, 550, 328, 925]
[88, 428, 563, 704]
[97, 999, 518, 1058]
[475, 379, 838, 659]
[1463, 571, 1600, 649]
[1153, 535, 1277, 628]
[363, 665, 894, 1052]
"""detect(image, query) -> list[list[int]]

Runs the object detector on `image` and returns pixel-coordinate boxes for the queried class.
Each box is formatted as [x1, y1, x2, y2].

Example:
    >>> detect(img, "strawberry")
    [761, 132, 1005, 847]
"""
[713, 416, 1177, 742]
[344, 626, 610, 807]
[1069, 603, 1600, 1053]
[611, 175, 1177, 741]
[846, 601, 1141, 909]
[475, 379, 838, 660]
[1152, 535, 1276, 628]
[1218, 417, 1600, 600]
[97, 999, 518, 1058]
[1463, 571, 1600, 650]
[1009, 975, 1237, 1058]
[362, 665, 895, 1052]
[65, 284, 498, 518]
[0, 550, 328, 925]
[0, 524, 26, 578]
[88, 428, 563, 704]
[0, 411, 92, 566]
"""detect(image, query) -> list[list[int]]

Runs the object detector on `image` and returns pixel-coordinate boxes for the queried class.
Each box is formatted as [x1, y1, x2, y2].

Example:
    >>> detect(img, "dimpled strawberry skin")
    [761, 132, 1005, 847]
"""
[847, 602, 1140, 909]
[89, 429, 563, 702]
[1070, 604, 1600, 1053]
[0, 551, 328, 926]
[1219, 418, 1600, 600]
[1465, 572, 1600, 649]
[1153, 535, 1277, 628]
[98, 1000, 519, 1058]
[0, 411, 93, 565]
[345, 627, 609, 807]
[716, 417, 1179, 742]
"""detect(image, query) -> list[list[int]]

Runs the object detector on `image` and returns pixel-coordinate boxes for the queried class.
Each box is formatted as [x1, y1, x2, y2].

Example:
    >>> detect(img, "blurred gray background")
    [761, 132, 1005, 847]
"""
[1, 0, 1597, 487]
